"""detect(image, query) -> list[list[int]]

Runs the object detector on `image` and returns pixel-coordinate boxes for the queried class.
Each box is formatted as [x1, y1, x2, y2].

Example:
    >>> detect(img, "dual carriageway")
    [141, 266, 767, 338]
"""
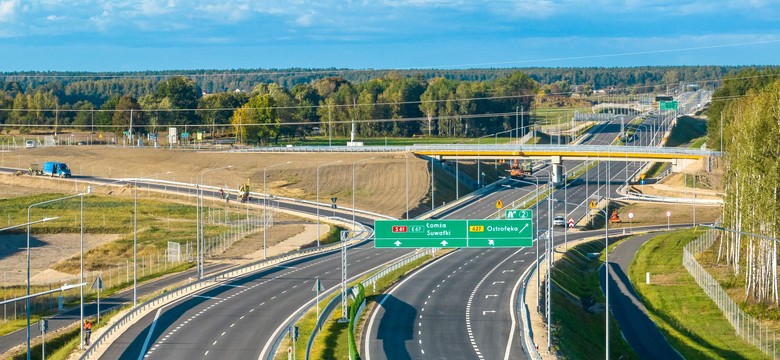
[2, 91, 716, 359]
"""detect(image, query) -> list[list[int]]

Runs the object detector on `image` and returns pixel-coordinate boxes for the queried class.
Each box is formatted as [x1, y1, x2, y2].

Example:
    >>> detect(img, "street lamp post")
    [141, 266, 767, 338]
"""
[132, 171, 173, 303]
[353, 158, 375, 227]
[27, 193, 86, 358]
[197, 167, 231, 279]
[317, 160, 342, 247]
[263, 162, 291, 260]
[405, 152, 409, 220]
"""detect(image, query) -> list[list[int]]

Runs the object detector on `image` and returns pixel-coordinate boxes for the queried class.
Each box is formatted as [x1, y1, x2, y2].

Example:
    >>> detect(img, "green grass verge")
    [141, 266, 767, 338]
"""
[9, 305, 126, 360]
[666, 116, 707, 148]
[276, 253, 434, 360]
[551, 238, 638, 359]
[628, 229, 768, 359]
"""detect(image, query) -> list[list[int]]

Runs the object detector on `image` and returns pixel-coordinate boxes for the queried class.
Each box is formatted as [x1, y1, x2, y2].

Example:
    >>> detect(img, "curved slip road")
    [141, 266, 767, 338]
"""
[599, 232, 683, 360]
[363, 104, 682, 360]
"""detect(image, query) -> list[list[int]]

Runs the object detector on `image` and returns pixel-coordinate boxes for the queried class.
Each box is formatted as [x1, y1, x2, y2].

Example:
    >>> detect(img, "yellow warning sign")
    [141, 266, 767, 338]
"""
[639, 174, 646, 180]
[496, 199, 503, 209]
[98, 133, 103, 139]
[469, 225, 485, 232]
[589, 200, 597, 209]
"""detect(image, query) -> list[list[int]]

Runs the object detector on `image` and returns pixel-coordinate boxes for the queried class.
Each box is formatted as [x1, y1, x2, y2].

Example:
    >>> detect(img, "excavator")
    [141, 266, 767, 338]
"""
[239, 180, 251, 203]
[509, 159, 532, 179]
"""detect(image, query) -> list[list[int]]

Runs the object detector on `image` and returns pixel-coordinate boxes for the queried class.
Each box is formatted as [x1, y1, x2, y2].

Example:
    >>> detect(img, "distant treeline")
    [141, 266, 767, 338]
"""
[0, 66, 773, 144]
[0, 65, 747, 99]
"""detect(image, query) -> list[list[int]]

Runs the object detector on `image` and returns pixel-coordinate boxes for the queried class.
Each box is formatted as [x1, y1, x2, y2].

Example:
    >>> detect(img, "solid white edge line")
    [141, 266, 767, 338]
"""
[504, 256, 535, 360]
[138, 300, 175, 360]
[364, 250, 457, 360]
[259, 250, 418, 360]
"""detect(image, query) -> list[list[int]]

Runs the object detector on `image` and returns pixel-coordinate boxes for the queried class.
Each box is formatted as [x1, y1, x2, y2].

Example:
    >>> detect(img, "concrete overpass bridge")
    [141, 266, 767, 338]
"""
[412, 144, 719, 183]
[231, 143, 720, 184]
[592, 102, 654, 114]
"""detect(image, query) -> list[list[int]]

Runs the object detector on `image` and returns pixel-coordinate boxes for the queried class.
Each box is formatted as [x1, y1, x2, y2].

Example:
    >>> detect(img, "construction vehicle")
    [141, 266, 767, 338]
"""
[239, 180, 251, 203]
[609, 210, 621, 223]
[508, 159, 532, 179]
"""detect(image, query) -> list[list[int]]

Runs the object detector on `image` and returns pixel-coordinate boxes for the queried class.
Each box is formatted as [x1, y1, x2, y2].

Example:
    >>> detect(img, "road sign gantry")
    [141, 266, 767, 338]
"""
[374, 218, 533, 248]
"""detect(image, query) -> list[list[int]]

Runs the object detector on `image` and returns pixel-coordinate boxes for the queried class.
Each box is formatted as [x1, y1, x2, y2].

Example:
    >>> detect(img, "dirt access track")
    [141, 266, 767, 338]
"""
[1, 146, 432, 219]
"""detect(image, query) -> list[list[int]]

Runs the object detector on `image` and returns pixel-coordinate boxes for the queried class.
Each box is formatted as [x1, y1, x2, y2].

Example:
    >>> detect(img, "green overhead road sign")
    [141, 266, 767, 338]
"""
[505, 209, 533, 219]
[467, 219, 533, 247]
[660, 100, 678, 111]
[374, 219, 533, 248]
[374, 220, 468, 248]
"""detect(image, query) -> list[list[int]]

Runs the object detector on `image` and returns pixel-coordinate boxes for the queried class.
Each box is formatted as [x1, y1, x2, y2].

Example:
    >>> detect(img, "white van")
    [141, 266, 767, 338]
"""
[25, 140, 36, 149]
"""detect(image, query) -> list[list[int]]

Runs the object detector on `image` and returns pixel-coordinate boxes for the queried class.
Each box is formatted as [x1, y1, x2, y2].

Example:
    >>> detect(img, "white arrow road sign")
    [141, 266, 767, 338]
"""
[394, 241, 402, 247]
[441, 240, 448, 247]
[488, 239, 495, 246]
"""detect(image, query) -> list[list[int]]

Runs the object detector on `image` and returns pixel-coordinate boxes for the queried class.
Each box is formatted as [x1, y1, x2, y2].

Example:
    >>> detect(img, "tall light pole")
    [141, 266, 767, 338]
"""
[197, 166, 231, 279]
[130, 171, 173, 304]
[405, 152, 409, 220]
[317, 160, 342, 247]
[353, 157, 374, 226]
[263, 162, 291, 260]
[27, 193, 86, 358]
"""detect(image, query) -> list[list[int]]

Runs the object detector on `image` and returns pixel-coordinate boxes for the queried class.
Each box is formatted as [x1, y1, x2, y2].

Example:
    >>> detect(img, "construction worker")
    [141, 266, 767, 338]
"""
[83, 319, 93, 345]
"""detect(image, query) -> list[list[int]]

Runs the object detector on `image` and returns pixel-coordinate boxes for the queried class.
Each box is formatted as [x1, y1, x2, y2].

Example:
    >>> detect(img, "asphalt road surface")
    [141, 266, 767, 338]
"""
[362, 95, 694, 360]
[599, 232, 683, 360]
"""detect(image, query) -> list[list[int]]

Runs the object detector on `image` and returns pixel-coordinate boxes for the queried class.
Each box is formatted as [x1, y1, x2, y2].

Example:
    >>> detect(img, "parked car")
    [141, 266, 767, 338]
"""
[25, 140, 36, 148]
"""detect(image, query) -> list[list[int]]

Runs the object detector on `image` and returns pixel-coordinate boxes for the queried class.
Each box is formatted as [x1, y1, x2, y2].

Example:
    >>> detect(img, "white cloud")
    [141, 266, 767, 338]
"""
[0, 0, 20, 23]
[295, 12, 315, 26]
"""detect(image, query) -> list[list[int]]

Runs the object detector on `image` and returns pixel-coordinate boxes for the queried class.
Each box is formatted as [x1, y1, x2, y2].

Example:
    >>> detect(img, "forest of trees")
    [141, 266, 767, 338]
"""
[0, 65, 766, 144]
[717, 75, 780, 304]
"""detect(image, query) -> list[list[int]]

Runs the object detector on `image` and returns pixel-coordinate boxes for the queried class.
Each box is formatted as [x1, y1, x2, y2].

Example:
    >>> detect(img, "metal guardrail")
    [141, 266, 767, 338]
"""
[80, 219, 370, 360]
[519, 256, 542, 359]
[304, 248, 434, 360]
[130, 178, 396, 221]
[617, 184, 722, 205]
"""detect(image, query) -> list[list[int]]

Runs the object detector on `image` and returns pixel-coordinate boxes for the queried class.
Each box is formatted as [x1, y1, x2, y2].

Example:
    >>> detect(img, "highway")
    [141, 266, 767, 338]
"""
[362, 95, 690, 360]
[2, 91, 707, 359]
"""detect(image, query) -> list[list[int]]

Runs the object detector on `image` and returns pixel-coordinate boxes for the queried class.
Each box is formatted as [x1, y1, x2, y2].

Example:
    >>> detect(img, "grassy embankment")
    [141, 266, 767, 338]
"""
[629, 229, 768, 359]
[551, 238, 638, 359]
[0, 192, 243, 336]
[643, 115, 708, 179]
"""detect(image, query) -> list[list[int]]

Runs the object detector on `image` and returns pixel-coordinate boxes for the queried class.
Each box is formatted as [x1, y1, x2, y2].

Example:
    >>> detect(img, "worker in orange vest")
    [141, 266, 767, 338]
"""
[84, 319, 93, 346]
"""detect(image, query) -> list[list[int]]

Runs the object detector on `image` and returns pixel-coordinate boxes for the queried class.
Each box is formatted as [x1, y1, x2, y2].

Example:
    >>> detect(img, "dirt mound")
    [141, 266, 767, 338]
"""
[2, 146, 431, 219]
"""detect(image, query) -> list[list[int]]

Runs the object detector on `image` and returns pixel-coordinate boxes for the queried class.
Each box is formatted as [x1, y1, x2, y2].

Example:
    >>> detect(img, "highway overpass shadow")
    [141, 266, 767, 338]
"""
[0, 233, 47, 262]
[375, 294, 416, 360]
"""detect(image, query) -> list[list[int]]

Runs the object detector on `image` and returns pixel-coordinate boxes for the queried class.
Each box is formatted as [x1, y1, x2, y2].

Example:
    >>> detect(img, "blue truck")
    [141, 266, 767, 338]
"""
[41, 162, 72, 177]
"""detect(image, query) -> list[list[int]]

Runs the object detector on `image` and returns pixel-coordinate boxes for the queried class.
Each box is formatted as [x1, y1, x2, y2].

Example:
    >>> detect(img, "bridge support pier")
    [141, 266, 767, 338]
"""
[551, 156, 563, 184]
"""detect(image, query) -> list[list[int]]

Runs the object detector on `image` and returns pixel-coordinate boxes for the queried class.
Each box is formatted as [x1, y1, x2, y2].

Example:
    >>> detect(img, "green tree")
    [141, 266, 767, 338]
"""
[155, 76, 201, 125]
[197, 91, 249, 139]
[231, 93, 279, 145]
[113, 95, 145, 135]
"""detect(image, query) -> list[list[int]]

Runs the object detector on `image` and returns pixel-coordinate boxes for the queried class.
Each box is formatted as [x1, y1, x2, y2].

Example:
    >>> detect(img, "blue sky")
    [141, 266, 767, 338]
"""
[0, 0, 778, 71]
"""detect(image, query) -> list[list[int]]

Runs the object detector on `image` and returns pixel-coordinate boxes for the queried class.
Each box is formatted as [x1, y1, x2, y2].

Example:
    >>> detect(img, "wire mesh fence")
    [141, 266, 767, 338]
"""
[1, 213, 264, 324]
[683, 228, 779, 358]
